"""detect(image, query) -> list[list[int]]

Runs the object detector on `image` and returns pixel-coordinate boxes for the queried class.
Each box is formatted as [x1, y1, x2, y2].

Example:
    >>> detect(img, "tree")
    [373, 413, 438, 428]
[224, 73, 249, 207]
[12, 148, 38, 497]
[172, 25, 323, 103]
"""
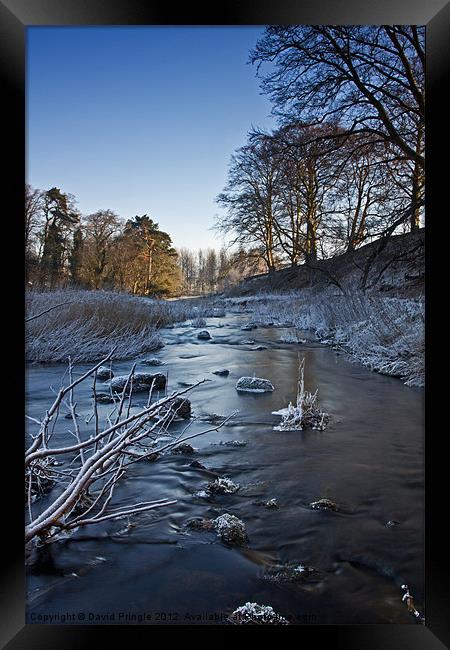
[216, 133, 281, 273]
[69, 227, 84, 285]
[269, 123, 341, 263]
[121, 215, 180, 296]
[39, 187, 79, 286]
[177, 247, 197, 295]
[81, 210, 122, 289]
[250, 26, 425, 234]
[251, 26, 424, 170]
[25, 184, 44, 283]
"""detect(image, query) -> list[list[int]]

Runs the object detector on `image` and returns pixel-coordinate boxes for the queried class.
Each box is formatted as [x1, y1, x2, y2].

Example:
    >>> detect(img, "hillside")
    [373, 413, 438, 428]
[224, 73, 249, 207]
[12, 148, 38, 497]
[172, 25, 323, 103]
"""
[224, 229, 425, 299]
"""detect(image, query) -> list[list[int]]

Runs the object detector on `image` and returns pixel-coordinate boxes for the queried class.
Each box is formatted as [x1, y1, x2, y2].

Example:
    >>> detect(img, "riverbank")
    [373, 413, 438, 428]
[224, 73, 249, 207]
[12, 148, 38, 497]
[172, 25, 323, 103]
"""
[25, 289, 225, 363]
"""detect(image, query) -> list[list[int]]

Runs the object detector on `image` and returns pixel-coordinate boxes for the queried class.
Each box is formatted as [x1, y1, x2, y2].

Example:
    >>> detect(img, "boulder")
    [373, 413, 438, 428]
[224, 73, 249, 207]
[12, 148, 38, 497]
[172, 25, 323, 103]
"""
[241, 323, 258, 331]
[197, 330, 212, 340]
[160, 397, 191, 419]
[309, 498, 339, 511]
[171, 443, 195, 454]
[186, 518, 215, 531]
[108, 372, 166, 393]
[206, 477, 240, 495]
[213, 369, 230, 377]
[218, 440, 247, 447]
[212, 513, 248, 545]
[96, 365, 114, 380]
[95, 393, 116, 404]
[235, 376, 274, 393]
[189, 460, 207, 469]
[141, 358, 164, 366]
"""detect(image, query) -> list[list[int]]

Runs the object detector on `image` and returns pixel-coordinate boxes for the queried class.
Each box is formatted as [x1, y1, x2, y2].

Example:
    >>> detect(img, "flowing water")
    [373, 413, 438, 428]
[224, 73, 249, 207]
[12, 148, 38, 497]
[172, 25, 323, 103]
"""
[25, 312, 424, 625]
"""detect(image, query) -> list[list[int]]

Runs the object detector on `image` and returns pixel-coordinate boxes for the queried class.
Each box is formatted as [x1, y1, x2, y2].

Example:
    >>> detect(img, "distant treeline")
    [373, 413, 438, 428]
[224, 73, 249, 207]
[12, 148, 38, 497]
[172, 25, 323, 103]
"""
[25, 185, 264, 296]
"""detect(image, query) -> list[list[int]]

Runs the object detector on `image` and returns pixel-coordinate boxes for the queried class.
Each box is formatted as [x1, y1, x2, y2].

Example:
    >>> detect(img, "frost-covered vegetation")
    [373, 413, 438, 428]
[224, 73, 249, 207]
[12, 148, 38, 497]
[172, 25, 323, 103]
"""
[25, 289, 224, 363]
[225, 287, 424, 387]
[272, 358, 329, 431]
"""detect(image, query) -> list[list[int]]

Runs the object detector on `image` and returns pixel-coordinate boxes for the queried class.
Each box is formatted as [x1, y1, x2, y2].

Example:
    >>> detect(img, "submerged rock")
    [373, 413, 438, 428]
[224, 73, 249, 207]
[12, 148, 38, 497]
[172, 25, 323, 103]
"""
[254, 498, 279, 509]
[160, 397, 191, 419]
[213, 369, 230, 376]
[197, 330, 212, 340]
[187, 518, 215, 532]
[241, 323, 258, 331]
[310, 498, 339, 511]
[108, 372, 166, 393]
[94, 393, 116, 404]
[189, 460, 207, 469]
[229, 602, 289, 625]
[262, 563, 315, 583]
[96, 365, 114, 380]
[236, 376, 274, 393]
[218, 440, 247, 447]
[141, 358, 164, 366]
[212, 513, 248, 545]
[386, 520, 401, 528]
[171, 443, 195, 455]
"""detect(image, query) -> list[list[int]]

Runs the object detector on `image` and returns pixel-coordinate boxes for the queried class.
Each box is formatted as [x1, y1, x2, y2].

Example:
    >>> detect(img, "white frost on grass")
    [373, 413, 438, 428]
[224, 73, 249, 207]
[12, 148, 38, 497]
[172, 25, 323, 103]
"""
[224, 286, 424, 387]
[26, 289, 227, 363]
[236, 376, 274, 393]
[279, 330, 307, 344]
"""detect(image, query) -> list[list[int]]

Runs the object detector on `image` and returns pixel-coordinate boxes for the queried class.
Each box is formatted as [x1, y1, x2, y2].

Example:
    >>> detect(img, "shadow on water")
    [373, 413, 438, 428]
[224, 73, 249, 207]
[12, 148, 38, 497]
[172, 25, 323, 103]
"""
[25, 313, 424, 624]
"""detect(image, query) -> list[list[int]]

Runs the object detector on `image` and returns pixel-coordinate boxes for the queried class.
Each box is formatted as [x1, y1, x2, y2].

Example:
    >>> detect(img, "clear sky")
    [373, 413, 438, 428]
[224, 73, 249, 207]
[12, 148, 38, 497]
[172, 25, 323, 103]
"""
[26, 26, 275, 250]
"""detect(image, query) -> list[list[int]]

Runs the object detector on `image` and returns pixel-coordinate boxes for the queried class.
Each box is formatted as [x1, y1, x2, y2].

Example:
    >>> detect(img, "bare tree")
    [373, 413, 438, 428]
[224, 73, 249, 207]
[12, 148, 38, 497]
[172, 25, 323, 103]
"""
[216, 133, 281, 273]
[25, 351, 235, 546]
[82, 210, 122, 288]
[250, 26, 425, 172]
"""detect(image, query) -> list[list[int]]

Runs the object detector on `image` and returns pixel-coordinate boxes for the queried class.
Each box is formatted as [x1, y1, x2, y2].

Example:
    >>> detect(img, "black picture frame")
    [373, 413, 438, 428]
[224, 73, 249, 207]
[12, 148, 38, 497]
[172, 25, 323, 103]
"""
[2, 1, 448, 647]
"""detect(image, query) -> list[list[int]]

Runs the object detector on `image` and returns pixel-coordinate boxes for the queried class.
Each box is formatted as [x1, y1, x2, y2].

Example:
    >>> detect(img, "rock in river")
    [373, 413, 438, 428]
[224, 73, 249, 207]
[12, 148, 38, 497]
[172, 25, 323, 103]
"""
[213, 369, 230, 376]
[160, 397, 191, 419]
[212, 513, 248, 545]
[206, 477, 240, 495]
[197, 330, 212, 340]
[309, 498, 339, 511]
[171, 443, 195, 454]
[235, 376, 274, 393]
[96, 366, 114, 380]
[108, 372, 166, 393]
[141, 358, 164, 366]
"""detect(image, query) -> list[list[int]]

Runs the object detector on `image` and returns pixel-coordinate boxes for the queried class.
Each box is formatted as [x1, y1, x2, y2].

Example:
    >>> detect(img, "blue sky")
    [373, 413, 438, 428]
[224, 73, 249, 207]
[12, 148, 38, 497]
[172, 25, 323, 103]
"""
[26, 26, 275, 249]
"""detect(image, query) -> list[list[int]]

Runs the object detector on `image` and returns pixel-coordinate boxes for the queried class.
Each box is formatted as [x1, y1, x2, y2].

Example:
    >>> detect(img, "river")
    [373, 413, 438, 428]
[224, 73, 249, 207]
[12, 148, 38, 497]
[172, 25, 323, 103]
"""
[25, 312, 424, 625]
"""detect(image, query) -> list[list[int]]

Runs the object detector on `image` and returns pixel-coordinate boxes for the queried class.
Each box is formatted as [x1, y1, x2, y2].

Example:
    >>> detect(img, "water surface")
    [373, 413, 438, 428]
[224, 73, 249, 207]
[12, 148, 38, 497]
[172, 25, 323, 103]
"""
[26, 313, 424, 625]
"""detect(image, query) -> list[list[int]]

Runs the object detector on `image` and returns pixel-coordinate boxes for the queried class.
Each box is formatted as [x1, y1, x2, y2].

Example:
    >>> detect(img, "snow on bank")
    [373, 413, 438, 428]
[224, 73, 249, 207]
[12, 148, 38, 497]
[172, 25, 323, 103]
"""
[224, 287, 424, 387]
